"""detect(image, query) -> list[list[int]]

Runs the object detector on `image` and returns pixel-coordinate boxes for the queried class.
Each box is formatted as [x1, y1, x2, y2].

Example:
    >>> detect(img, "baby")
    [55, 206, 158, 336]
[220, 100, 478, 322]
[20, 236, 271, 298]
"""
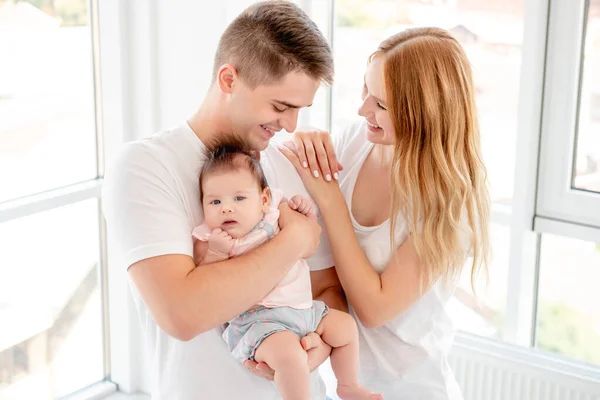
[192, 142, 382, 400]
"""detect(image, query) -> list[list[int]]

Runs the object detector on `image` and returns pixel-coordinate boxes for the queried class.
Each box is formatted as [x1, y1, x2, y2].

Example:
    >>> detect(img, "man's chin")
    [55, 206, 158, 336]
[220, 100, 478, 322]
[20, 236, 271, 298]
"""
[252, 137, 270, 152]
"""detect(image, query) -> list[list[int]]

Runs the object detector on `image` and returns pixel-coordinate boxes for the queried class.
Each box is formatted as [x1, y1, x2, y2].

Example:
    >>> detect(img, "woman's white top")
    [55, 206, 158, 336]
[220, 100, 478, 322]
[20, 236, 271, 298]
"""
[334, 120, 463, 400]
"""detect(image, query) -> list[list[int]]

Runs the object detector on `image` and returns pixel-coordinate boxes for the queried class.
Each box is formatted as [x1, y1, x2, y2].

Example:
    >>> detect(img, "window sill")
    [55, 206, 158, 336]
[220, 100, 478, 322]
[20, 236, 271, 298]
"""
[102, 392, 149, 400]
[61, 381, 148, 400]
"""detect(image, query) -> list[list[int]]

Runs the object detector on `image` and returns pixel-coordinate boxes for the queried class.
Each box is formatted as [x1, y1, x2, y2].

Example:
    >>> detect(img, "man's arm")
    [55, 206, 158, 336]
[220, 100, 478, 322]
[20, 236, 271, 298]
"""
[128, 203, 320, 341]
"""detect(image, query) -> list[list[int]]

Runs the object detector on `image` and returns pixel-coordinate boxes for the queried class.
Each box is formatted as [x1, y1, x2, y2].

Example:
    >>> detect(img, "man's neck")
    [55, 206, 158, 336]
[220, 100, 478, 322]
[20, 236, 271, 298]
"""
[187, 87, 231, 145]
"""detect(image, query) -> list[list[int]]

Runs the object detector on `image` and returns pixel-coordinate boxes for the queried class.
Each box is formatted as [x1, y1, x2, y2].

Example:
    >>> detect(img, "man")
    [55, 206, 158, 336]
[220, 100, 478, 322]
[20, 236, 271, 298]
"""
[103, 2, 344, 399]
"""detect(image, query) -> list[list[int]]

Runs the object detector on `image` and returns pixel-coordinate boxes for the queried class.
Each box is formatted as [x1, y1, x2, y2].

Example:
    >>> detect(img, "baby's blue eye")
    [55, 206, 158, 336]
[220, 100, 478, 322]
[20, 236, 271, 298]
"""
[211, 200, 221, 205]
[235, 196, 245, 201]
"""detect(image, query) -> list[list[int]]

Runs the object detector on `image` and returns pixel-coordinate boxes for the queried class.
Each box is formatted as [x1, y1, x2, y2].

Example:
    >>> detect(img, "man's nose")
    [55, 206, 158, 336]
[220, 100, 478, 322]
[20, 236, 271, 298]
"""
[279, 109, 299, 133]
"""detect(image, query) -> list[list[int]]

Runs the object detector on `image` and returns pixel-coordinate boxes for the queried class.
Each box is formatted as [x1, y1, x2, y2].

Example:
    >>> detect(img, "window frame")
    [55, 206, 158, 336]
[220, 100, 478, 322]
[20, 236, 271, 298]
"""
[0, 0, 119, 398]
[536, 0, 600, 229]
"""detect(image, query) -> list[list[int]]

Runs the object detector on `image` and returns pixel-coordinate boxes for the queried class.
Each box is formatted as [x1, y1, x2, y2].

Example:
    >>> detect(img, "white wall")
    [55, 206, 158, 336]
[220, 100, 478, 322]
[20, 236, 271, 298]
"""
[120, 0, 256, 141]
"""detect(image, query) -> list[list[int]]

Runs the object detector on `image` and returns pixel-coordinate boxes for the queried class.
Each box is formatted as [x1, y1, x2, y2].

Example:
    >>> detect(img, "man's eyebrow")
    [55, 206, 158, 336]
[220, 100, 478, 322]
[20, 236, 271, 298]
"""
[274, 100, 312, 109]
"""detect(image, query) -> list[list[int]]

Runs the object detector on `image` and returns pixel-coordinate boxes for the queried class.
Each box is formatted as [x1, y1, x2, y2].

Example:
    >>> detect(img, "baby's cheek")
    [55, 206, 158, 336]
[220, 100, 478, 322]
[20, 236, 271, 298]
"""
[204, 211, 219, 230]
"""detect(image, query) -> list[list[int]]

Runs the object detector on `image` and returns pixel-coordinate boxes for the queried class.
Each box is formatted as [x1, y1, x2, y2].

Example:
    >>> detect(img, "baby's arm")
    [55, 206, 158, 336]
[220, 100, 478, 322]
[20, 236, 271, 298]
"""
[195, 228, 234, 265]
[288, 195, 315, 216]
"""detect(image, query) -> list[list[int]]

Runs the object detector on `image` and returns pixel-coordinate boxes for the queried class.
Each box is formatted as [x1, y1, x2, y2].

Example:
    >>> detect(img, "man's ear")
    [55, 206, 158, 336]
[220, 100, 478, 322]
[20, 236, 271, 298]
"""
[261, 187, 271, 212]
[217, 64, 238, 94]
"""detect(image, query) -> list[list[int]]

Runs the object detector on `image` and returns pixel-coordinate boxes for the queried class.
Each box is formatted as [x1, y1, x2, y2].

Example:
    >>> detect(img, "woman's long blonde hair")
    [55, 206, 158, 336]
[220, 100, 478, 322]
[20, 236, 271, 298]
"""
[375, 27, 490, 292]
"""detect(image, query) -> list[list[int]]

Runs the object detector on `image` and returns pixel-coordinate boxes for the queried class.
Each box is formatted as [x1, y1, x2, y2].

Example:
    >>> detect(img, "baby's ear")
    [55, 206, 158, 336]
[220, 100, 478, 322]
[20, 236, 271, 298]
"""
[261, 187, 271, 212]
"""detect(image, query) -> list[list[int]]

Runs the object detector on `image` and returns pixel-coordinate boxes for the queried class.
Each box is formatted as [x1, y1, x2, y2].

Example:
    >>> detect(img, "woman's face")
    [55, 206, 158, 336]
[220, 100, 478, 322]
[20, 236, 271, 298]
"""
[358, 56, 396, 145]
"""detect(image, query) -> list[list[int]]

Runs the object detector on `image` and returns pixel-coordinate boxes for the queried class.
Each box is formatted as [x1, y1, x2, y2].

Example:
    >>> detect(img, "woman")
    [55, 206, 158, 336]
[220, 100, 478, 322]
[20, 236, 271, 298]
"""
[279, 27, 490, 399]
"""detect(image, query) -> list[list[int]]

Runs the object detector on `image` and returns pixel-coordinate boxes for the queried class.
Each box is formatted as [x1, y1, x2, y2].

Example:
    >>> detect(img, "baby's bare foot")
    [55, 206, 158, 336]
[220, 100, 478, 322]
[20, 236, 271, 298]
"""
[337, 383, 383, 400]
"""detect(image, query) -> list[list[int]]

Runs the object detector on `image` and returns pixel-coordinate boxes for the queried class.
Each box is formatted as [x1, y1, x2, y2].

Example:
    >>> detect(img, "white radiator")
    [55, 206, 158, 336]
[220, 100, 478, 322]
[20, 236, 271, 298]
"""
[306, 334, 600, 400]
[449, 335, 600, 400]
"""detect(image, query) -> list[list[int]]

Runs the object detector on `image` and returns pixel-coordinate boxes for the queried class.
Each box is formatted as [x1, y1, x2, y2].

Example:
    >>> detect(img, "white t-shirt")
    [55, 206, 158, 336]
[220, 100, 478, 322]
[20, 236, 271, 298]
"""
[333, 120, 463, 400]
[102, 122, 333, 400]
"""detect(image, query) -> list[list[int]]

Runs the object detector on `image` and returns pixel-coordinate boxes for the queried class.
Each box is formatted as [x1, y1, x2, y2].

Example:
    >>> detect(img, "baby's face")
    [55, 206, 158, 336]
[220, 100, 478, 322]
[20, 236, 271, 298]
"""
[202, 169, 270, 238]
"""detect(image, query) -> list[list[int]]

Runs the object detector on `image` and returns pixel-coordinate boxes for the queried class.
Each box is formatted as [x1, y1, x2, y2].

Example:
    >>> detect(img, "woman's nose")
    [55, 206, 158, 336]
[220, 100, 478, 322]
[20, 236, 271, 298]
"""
[358, 100, 367, 117]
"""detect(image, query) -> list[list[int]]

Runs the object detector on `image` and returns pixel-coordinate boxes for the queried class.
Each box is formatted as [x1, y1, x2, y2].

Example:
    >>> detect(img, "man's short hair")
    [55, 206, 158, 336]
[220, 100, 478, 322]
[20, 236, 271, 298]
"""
[213, 0, 334, 87]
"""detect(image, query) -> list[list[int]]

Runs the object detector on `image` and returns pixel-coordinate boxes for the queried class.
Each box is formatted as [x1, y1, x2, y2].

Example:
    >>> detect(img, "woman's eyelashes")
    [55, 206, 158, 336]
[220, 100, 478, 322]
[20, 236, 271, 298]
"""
[377, 102, 387, 111]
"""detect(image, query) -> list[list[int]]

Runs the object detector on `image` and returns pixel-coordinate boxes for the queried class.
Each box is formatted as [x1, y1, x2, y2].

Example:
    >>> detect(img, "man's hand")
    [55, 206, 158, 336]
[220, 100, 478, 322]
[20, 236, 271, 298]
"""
[207, 228, 234, 255]
[243, 332, 332, 381]
[243, 360, 275, 381]
[301, 332, 332, 372]
[278, 202, 321, 259]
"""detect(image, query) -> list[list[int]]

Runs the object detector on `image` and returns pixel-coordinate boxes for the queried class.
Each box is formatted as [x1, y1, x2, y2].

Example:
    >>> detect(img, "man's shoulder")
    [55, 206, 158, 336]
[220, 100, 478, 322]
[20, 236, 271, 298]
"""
[260, 143, 297, 181]
[109, 125, 197, 173]
[336, 118, 366, 147]
[106, 139, 163, 181]
[259, 145, 309, 198]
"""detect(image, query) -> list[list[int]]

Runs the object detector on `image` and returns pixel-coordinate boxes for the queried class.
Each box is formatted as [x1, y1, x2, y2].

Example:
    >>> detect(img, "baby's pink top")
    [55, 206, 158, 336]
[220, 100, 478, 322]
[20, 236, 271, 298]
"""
[192, 189, 313, 310]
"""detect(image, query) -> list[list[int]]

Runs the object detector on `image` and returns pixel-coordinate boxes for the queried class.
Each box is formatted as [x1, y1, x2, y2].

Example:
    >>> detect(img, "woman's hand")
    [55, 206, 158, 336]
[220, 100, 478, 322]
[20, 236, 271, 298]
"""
[283, 129, 343, 182]
[278, 145, 344, 210]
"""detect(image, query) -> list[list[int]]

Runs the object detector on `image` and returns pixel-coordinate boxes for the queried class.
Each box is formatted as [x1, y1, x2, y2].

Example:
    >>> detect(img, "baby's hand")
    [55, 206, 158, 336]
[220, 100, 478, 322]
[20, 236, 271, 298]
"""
[208, 228, 234, 255]
[288, 195, 315, 216]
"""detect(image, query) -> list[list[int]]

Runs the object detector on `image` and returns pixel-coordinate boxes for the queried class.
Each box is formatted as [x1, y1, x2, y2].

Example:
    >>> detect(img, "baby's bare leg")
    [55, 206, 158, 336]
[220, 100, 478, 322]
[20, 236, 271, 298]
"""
[315, 309, 382, 400]
[254, 330, 311, 400]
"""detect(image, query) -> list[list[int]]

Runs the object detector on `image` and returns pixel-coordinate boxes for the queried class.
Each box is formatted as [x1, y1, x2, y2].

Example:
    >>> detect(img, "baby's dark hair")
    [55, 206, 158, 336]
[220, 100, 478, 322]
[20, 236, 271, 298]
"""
[199, 137, 269, 202]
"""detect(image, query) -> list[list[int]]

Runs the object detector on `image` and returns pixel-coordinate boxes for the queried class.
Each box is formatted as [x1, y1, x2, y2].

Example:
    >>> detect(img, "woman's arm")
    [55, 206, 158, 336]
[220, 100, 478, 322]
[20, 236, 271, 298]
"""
[318, 194, 433, 328]
[280, 145, 434, 328]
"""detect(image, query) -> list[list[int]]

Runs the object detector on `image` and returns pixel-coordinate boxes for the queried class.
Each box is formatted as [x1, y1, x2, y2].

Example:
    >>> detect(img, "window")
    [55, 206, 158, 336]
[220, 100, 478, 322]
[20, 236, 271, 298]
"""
[536, 234, 600, 365]
[449, 224, 510, 339]
[0, 0, 109, 398]
[0, 0, 98, 203]
[537, 0, 600, 228]
[573, 1, 600, 193]
[0, 200, 104, 399]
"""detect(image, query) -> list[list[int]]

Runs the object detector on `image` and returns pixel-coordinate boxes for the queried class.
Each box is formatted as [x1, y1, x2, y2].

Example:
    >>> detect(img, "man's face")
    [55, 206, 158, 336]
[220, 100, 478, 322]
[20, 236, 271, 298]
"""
[227, 71, 321, 151]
